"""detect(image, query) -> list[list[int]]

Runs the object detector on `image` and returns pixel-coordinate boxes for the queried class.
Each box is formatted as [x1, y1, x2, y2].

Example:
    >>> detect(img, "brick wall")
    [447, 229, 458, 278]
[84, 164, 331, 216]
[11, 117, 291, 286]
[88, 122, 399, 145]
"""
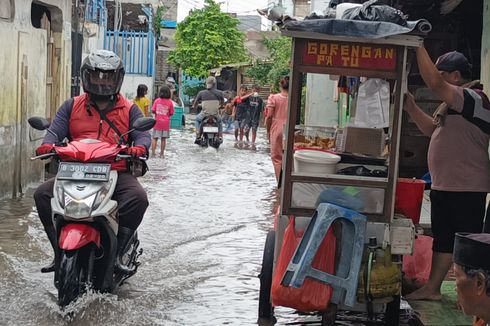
[154, 0, 178, 94]
[155, 49, 175, 92]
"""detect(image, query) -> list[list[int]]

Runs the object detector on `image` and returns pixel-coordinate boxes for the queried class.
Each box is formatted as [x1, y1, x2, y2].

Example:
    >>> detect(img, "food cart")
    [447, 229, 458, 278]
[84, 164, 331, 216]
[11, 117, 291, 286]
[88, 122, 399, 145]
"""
[258, 22, 426, 325]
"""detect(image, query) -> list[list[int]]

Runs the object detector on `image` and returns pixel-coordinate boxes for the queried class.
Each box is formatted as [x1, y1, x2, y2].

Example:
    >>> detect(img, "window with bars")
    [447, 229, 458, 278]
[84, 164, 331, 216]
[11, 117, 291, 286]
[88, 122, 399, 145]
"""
[85, 0, 106, 25]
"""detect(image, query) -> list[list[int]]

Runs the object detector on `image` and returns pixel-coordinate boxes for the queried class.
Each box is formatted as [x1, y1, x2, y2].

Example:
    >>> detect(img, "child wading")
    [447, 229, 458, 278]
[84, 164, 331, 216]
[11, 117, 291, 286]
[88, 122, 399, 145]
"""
[151, 85, 174, 157]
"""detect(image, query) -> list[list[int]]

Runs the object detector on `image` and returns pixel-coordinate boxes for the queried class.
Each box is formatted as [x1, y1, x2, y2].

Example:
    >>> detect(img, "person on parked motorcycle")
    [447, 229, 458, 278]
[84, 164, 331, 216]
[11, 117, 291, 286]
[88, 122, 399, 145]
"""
[33, 50, 151, 275]
[192, 76, 224, 142]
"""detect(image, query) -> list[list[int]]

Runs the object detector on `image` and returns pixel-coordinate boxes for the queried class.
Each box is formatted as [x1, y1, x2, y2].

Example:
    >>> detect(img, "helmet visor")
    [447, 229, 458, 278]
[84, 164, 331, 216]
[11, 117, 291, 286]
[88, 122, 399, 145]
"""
[82, 69, 123, 96]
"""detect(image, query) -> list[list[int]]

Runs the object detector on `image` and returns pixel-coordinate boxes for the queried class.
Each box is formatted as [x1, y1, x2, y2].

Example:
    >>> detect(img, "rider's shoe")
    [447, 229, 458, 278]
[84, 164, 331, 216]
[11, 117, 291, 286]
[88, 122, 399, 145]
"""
[115, 227, 137, 275]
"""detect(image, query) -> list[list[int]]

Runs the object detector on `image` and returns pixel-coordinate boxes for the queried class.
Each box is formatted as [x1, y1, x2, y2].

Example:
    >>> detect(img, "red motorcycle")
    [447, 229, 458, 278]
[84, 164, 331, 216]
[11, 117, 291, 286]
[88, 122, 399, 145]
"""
[29, 116, 154, 307]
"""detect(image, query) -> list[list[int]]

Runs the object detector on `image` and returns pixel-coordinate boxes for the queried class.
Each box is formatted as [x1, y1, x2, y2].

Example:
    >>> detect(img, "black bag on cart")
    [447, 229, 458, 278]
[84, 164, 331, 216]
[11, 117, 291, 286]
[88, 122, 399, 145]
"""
[342, 0, 408, 26]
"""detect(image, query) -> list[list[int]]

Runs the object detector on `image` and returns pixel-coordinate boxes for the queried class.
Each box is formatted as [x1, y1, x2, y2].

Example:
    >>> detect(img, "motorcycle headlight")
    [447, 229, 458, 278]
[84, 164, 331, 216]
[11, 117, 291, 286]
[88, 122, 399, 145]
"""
[64, 193, 96, 218]
[92, 180, 112, 211]
[56, 183, 64, 208]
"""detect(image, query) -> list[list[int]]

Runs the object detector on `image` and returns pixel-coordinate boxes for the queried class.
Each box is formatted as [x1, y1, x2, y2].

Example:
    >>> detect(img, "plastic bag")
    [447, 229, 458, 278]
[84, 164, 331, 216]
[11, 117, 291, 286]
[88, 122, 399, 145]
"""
[354, 78, 390, 128]
[342, 0, 408, 26]
[402, 235, 433, 285]
[271, 217, 336, 312]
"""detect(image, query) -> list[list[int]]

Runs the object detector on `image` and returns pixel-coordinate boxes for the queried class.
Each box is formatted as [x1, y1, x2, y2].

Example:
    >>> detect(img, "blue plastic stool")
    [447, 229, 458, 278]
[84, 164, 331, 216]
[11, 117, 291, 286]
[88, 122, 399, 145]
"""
[281, 203, 367, 307]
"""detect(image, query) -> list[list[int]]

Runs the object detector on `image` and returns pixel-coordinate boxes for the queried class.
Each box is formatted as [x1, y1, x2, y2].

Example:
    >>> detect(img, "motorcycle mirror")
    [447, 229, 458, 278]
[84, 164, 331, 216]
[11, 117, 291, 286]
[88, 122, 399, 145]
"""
[132, 117, 156, 131]
[118, 117, 156, 145]
[28, 116, 50, 131]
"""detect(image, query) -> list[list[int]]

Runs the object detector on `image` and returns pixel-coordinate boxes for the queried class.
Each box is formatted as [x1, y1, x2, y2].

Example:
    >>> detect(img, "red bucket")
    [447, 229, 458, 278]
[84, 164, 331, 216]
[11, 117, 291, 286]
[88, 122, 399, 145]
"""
[394, 178, 425, 224]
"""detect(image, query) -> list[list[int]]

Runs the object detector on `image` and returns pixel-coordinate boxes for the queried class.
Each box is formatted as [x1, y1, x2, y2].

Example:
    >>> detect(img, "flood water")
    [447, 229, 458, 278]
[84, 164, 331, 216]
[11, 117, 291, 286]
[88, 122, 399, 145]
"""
[0, 122, 418, 325]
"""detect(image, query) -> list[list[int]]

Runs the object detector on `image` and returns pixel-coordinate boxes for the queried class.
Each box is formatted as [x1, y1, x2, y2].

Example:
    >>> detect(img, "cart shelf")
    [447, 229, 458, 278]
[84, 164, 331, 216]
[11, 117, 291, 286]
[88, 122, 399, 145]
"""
[291, 173, 388, 188]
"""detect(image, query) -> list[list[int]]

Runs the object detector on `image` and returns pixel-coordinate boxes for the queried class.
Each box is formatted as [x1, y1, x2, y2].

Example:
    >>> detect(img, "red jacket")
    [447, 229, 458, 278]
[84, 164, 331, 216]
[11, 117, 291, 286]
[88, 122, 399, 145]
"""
[69, 94, 133, 171]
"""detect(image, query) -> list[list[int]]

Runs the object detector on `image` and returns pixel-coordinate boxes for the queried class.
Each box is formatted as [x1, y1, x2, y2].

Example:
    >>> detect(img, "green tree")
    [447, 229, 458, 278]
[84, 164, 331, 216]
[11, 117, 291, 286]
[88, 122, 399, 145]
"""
[183, 82, 205, 98]
[245, 35, 291, 92]
[168, 0, 247, 77]
[153, 6, 166, 33]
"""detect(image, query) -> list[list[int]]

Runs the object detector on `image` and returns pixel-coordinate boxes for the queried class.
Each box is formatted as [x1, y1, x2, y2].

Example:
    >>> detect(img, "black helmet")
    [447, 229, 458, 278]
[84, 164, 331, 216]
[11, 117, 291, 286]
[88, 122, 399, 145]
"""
[81, 50, 125, 96]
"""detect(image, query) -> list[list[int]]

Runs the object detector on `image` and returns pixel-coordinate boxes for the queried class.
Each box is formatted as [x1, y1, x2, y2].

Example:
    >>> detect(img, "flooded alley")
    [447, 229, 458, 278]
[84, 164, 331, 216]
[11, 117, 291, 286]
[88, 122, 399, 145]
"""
[0, 125, 281, 325]
[0, 125, 423, 326]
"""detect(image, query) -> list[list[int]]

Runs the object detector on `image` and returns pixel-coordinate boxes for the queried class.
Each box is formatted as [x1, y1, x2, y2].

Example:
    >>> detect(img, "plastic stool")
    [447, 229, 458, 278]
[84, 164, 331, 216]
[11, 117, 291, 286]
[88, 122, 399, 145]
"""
[281, 203, 367, 307]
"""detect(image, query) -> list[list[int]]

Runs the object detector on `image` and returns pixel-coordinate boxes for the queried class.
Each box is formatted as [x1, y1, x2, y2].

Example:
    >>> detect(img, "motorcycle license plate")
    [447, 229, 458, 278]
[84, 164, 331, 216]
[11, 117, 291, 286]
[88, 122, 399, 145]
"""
[57, 162, 111, 181]
[203, 126, 219, 133]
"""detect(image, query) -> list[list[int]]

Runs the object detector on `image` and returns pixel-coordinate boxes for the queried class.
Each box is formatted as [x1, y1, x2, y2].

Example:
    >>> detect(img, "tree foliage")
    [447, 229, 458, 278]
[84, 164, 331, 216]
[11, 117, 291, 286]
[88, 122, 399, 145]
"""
[153, 6, 166, 40]
[168, 0, 247, 77]
[183, 82, 206, 98]
[245, 35, 291, 92]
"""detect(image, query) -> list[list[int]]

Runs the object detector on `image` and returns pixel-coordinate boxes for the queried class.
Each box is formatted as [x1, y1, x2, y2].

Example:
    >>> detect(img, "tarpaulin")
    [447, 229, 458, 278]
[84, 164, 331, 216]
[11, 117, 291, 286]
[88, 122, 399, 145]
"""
[284, 18, 432, 39]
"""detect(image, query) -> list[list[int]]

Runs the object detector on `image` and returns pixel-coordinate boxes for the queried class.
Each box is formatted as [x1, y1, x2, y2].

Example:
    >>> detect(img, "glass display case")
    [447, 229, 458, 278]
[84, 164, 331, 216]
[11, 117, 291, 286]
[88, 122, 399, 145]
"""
[280, 32, 423, 223]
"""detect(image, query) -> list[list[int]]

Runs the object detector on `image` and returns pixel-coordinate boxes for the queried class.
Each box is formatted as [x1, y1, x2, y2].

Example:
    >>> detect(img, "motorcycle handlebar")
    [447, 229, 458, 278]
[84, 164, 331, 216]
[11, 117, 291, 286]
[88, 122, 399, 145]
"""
[116, 154, 148, 161]
[31, 153, 147, 162]
[30, 153, 56, 161]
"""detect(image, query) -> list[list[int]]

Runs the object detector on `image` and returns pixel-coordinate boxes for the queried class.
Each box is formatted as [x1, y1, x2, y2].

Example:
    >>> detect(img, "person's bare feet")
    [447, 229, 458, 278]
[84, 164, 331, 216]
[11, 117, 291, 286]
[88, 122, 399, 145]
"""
[405, 286, 442, 301]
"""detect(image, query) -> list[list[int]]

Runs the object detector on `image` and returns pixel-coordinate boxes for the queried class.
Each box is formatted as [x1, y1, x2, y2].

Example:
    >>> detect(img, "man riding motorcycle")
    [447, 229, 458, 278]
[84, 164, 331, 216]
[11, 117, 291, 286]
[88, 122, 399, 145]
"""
[193, 76, 224, 142]
[33, 50, 151, 275]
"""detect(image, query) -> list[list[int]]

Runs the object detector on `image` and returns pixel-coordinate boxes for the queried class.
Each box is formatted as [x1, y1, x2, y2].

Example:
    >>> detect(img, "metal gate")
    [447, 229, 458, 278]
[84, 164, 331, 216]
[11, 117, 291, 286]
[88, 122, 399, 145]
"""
[104, 30, 154, 76]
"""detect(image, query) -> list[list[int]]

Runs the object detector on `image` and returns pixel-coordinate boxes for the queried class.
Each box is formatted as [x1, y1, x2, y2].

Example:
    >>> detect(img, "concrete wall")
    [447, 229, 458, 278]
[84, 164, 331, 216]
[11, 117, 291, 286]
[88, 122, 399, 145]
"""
[238, 15, 261, 31]
[482, 0, 490, 90]
[310, 0, 330, 13]
[294, 0, 310, 17]
[161, 0, 178, 21]
[120, 75, 154, 101]
[0, 0, 71, 199]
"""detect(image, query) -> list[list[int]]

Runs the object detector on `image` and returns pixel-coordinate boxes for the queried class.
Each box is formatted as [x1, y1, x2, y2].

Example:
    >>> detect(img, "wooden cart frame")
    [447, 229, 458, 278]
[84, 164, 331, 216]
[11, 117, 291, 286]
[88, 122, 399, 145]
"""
[258, 30, 425, 324]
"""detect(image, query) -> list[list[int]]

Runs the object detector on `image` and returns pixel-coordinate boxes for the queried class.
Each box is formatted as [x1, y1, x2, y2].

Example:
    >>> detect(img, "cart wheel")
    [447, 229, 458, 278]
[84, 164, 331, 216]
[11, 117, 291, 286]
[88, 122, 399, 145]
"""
[385, 294, 400, 326]
[321, 304, 337, 326]
[258, 230, 275, 320]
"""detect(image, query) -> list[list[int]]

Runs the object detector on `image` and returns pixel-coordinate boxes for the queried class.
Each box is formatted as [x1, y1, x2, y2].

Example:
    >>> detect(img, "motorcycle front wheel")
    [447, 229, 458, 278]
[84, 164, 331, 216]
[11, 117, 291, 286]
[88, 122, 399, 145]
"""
[57, 247, 94, 307]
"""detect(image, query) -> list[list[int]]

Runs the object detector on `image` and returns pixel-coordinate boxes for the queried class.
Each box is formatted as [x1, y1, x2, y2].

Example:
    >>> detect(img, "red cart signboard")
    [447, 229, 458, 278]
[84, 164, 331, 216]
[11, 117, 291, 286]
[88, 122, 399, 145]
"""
[301, 40, 397, 71]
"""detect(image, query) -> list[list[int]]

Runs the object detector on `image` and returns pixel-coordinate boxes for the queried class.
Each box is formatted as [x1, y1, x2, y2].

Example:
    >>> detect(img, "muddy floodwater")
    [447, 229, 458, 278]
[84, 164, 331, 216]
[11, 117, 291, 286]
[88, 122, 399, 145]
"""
[0, 125, 417, 325]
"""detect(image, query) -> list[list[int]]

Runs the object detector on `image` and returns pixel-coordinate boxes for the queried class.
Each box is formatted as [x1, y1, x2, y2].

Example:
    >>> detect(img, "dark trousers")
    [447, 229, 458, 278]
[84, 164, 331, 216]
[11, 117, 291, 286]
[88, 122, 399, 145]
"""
[34, 173, 149, 230]
[430, 190, 486, 253]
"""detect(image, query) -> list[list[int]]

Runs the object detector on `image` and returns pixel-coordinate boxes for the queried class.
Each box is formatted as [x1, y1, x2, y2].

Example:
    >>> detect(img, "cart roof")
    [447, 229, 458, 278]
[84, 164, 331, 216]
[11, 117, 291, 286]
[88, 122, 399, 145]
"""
[281, 19, 428, 47]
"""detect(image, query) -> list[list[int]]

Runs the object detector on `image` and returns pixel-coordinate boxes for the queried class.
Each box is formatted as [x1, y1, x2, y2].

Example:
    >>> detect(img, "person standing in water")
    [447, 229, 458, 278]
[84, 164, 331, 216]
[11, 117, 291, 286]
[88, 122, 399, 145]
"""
[265, 76, 289, 183]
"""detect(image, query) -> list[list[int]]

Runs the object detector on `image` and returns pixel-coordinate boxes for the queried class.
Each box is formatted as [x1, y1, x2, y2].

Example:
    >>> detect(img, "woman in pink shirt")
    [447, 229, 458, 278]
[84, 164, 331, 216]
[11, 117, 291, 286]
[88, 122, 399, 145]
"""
[151, 85, 174, 157]
[265, 76, 289, 183]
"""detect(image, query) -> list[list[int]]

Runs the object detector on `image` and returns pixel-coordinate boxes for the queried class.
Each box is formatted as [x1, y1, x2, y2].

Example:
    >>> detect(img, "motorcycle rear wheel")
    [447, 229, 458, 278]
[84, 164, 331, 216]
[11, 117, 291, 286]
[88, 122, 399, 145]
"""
[57, 247, 93, 307]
